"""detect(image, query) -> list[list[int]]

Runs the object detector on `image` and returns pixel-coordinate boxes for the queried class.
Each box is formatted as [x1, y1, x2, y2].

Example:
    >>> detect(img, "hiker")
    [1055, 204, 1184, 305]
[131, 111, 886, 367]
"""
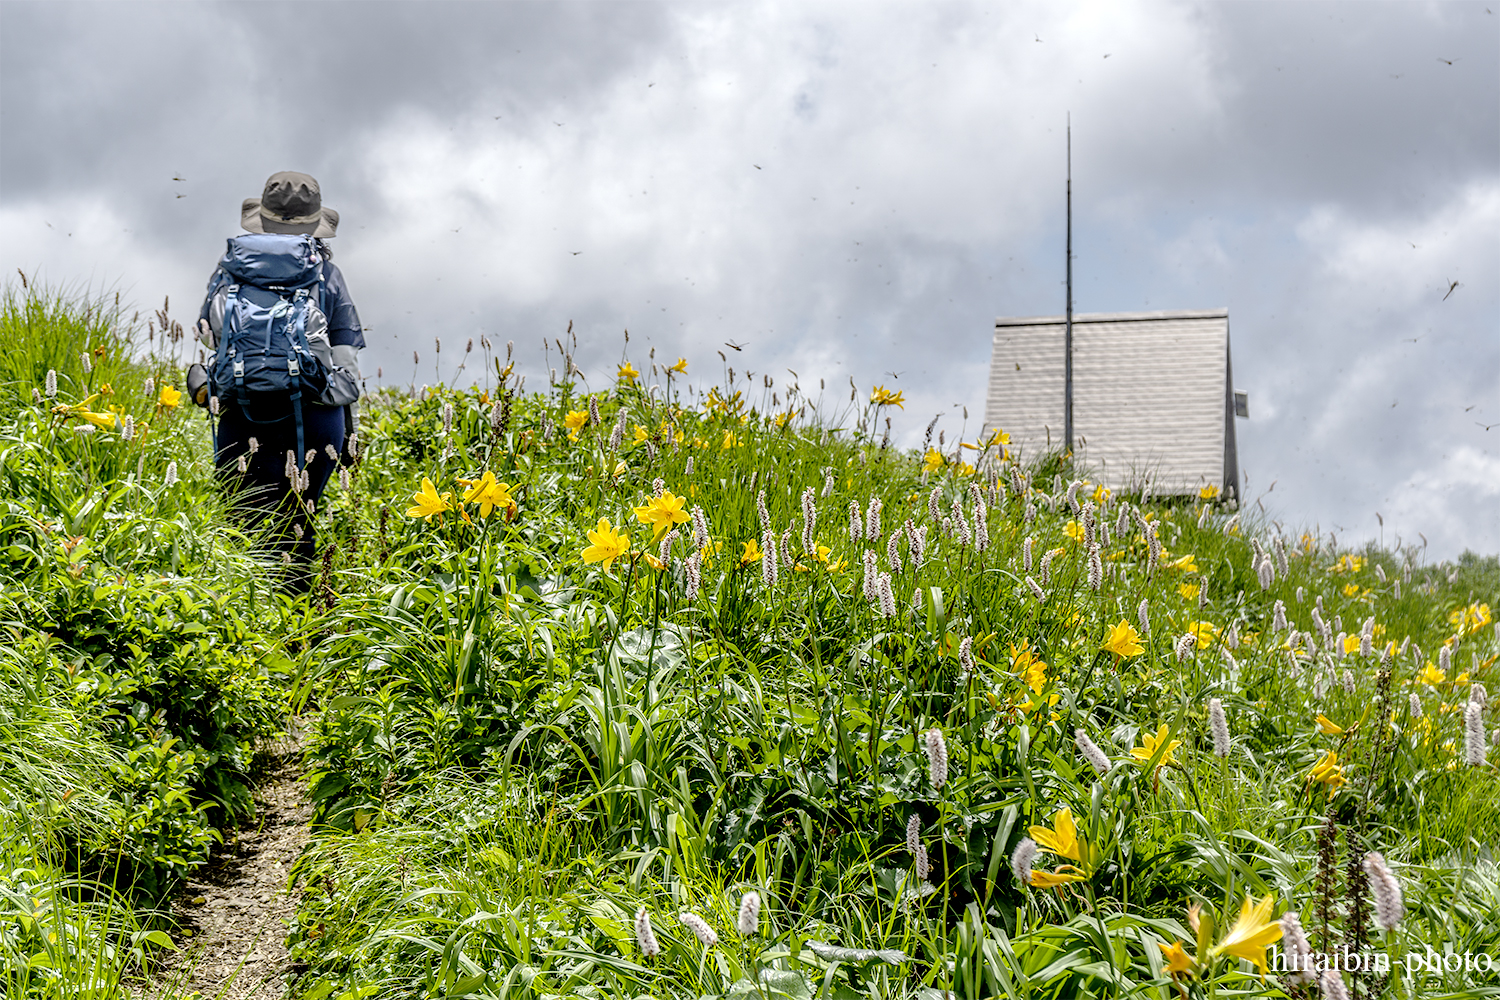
[188, 171, 365, 590]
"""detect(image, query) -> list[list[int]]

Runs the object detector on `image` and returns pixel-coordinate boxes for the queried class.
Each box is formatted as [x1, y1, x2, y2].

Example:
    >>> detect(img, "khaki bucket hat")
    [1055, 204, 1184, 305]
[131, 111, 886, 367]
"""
[241, 171, 339, 237]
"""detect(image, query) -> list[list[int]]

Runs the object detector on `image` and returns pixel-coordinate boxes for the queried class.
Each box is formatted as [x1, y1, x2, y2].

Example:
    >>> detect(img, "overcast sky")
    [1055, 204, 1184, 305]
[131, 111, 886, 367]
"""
[2, 1, 1496, 560]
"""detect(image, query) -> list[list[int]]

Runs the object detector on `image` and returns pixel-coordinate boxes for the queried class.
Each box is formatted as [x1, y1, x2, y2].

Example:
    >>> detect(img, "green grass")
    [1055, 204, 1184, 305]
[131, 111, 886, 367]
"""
[2, 283, 1497, 999]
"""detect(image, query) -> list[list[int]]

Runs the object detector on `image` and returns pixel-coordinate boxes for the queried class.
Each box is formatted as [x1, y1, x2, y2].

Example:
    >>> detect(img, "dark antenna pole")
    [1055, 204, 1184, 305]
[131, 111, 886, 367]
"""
[1064, 114, 1074, 454]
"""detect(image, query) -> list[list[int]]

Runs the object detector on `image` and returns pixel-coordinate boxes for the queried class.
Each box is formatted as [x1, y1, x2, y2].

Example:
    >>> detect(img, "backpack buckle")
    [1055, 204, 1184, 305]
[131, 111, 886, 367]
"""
[232, 359, 245, 381]
[288, 358, 300, 377]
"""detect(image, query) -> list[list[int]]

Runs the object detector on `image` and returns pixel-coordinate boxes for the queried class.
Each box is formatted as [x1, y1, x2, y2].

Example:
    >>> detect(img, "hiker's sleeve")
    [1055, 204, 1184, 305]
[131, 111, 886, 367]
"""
[322, 263, 366, 350]
[199, 269, 227, 347]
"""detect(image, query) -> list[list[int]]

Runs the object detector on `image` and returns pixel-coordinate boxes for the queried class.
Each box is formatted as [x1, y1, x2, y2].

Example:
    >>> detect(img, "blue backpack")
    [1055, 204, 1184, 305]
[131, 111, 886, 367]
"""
[207, 234, 333, 469]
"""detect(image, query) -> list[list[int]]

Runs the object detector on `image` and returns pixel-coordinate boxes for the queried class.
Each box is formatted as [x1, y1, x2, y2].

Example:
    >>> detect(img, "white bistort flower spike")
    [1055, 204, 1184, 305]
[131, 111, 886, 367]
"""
[1279, 912, 1315, 985]
[1465, 702, 1487, 765]
[1011, 837, 1038, 888]
[914, 842, 931, 880]
[45, 369, 58, 398]
[678, 911, 719, 947]
[877, 572, 896, 618]
[925, 728, 948, 791]
[886, 531, 903, 573]
[1362, 852, 1405, 931]
[1075, 729, 1111, 776]
[737, 891, 761, 936]
[1208, 698, 1230, 757]
[635, 906, 660, 957]
[905, 813, 921, 856]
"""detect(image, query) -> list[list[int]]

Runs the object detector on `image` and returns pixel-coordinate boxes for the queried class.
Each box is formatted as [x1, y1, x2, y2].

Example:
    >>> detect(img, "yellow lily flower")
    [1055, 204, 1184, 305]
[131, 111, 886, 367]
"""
[668, 357, 688, 374]
[1130, 725, 1182, 767]
[1165, 553, 1199, 573]
[739, 538, 762, 564]
[1315, 714, 1344, 736]
[631, 490, 691, 540]
[406, 477, 453, 520]
[721, 430, 738, 450]
[1063, 520, 1084, 542]
[564, 409, 588, 441]
[1028, 808, 1095, 870]
[1159, 940, 1195, 977]
[457, 471, 516, 519]
[1102, 620, 1144, 658]
[869, 385, 905, 408]
[1010, 642, 1047, 693]
[1028, 865, 1089, 888]
[581, 517, 630, 573]
[157, 384, 183, 408]
[617, 362, 640, 382]
[1178, 582, 1201, 601]
[1211, 895, 1282, 974]
[1307, 750, 1346, 789]
[1417, 663, 1445, 686]
[922, 449, 944, 473]
[1198, 484, 1220, 500]
[1188, 621, 1219, 648]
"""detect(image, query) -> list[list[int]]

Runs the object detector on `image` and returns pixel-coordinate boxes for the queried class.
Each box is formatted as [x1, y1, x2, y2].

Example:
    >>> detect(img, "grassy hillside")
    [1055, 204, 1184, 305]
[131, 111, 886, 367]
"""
[2, 286, 1497, 999]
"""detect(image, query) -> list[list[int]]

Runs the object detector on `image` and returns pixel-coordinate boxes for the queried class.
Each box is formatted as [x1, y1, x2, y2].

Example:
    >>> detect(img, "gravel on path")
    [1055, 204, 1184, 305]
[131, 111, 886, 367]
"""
[136, 731, 310, 1000]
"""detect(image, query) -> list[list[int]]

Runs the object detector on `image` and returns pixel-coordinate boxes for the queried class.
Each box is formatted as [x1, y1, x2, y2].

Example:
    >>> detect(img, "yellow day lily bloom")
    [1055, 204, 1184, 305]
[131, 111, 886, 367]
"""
[1130, 725, 1182, 767]
[581, 518, 630, 573]
[457, 471, 516, 519]
[1307, 750, 1346, 789]
[812, 544, 833, 564]
[564, 410, 588, 441]
[1159, 940, 1195, 977]
[1188, 621, 1219, 648]
[1028, 808, 1094, 869]
[1010, 642, 1047, 693]
[406, 477, 453, 520]
[1417, 663, 1445, 686]
[922, 449, 944, 473]
[632, 490, 691, 540]
[1211, 895, 1282, 974]
[1179, 582, 1201, 601]
[1198, 484, 1220, 500]
[617, 362, 640, 382]
[869, 385, 905, 408]
[1315, 714, 1345, 736]
[721, 430, 738, 450]
[643, 552, 665, 570]
[668, 357, 688, 374]
[76, 408, 119, 430]
[1449, 602, 1492, 634]
[1028, 865, 1089, 888]
[1063, 520, 1084, 542]
[1165, 553, 1199, 573]
[633, 425, 649, 443]
[1102, 620, 1144, 658]
[157, 384, 183, 408]
[740, 539, 762, 564]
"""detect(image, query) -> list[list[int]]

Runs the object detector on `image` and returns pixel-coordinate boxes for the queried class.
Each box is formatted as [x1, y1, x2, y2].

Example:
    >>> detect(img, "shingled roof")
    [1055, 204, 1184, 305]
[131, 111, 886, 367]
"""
[982, 308, 1244, 500]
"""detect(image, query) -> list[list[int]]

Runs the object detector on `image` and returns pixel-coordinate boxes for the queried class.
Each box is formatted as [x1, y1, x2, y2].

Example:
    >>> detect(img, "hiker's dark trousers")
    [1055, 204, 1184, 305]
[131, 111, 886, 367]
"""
[213, 400, 346, 589]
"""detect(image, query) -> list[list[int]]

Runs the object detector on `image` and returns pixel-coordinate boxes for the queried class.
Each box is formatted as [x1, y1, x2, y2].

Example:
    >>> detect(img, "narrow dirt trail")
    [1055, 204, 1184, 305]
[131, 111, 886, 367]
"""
[138, 732, 311, 1000]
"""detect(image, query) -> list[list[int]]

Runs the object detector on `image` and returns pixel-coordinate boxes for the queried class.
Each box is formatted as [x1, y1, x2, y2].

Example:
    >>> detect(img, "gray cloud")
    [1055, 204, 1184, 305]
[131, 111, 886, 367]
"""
[3, 1, 1495, 558]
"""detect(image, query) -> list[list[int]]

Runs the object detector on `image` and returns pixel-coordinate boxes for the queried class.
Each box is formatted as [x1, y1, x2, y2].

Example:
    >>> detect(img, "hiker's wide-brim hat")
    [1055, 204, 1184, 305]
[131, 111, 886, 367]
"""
[241, 170, 339, 238]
